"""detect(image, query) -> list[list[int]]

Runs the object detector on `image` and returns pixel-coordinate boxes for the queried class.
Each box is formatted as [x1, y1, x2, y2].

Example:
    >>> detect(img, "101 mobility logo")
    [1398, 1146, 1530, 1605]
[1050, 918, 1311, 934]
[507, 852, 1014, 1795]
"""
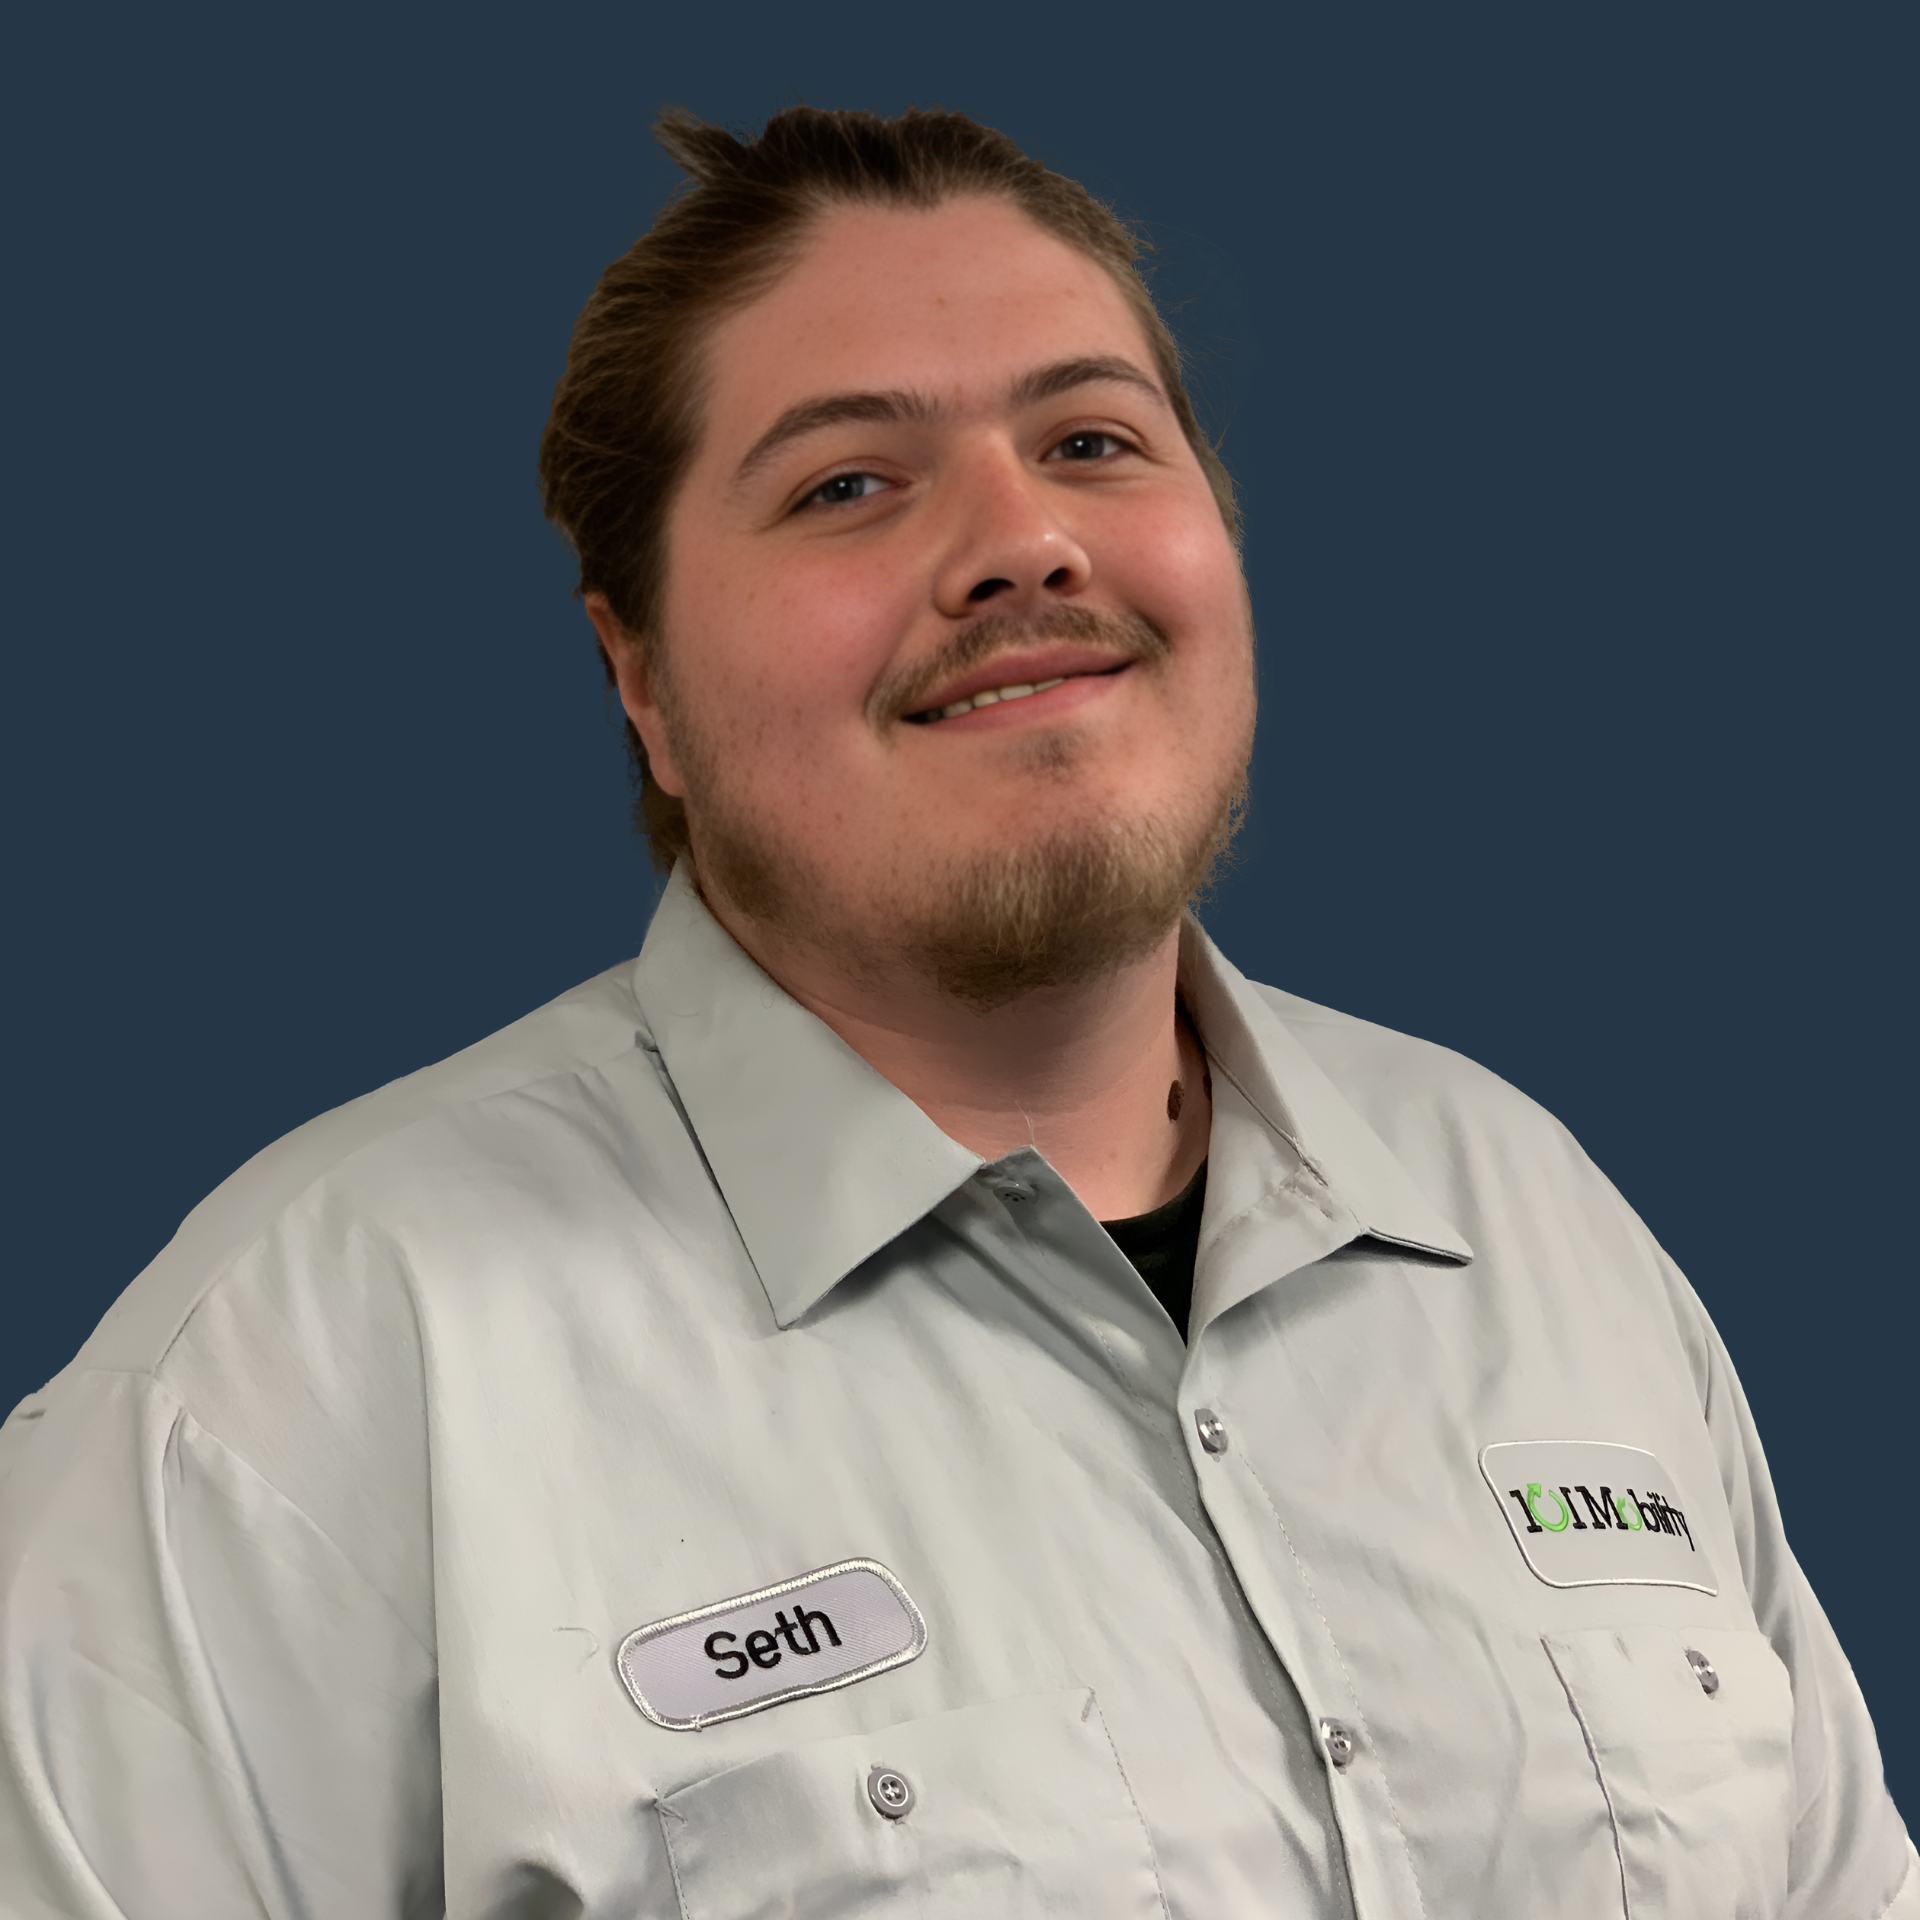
[1479, 1441, 1717, 1593]
[1506, 1478, 1695, 1550]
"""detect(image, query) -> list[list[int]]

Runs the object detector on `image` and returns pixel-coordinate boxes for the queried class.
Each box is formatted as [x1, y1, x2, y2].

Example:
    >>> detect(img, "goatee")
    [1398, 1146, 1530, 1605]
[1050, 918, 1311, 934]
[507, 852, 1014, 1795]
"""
[896, 777, 1246, 1009]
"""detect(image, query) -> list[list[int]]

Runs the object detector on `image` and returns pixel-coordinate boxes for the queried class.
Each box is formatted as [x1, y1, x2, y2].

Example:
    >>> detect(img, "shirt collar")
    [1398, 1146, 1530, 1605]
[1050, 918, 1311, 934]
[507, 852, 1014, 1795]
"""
[631, 865, 1471, 1331]
[631, 866, 982, 1328]
[1175, 918, 1473, 1333]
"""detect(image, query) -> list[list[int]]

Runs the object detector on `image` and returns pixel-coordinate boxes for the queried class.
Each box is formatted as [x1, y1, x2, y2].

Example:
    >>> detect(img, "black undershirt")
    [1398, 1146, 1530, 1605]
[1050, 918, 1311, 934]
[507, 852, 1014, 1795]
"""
[1101, 1158, 1208, 1341]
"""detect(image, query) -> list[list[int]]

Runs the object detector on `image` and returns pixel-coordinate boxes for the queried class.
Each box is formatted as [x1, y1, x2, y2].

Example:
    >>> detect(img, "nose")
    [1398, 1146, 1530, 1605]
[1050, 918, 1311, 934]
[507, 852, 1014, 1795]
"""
[931, 446, 1093, 618]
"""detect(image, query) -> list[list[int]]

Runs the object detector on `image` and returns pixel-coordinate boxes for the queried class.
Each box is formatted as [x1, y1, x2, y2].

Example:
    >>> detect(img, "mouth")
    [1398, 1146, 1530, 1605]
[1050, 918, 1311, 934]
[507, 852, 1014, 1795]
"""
[902, 660, 1133, 725]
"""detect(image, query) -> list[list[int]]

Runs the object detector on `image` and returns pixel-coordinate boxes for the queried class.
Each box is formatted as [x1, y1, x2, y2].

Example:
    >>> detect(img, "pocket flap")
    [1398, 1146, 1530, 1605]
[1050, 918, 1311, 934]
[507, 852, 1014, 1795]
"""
[657, 1688, 1168, 1920]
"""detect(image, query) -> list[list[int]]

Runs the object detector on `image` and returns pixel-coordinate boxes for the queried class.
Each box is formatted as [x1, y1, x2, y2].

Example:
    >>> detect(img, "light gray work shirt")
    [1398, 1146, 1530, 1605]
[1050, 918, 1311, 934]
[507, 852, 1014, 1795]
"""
[1, 864, 1913, 1918]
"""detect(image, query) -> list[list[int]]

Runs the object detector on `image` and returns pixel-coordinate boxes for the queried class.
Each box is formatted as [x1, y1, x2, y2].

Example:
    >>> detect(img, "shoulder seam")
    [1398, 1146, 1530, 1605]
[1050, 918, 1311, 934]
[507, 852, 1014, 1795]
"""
[137, 1021, 648, 1379]
[169, 1390, 437, 1664]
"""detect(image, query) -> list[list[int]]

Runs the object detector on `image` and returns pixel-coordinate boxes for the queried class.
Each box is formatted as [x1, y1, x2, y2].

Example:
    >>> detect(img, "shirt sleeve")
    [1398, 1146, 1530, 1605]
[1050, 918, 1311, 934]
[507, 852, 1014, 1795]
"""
[0, 1368, 443, 1919]
[1671, 1260, 1915, 1918]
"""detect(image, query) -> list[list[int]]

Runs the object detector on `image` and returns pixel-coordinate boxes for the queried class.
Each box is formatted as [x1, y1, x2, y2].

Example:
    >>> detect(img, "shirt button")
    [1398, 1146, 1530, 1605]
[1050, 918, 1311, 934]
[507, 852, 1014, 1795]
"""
[1685, 1648, 1720, 1696]
[1319, 1718, 1357, 1770]
[867, 1766, 915, 1819]
[1194, 1408, 1229, 1455]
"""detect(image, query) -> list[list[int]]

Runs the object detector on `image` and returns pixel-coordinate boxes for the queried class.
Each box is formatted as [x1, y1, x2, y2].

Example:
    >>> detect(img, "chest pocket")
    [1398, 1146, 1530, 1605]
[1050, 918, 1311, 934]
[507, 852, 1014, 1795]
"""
[1544, 1625, 1795, 1919]
[655, 1687, 1168, 1920]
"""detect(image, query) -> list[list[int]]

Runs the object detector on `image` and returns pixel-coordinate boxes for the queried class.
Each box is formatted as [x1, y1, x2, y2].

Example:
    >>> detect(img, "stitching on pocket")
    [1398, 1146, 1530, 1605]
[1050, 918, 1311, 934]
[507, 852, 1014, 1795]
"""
[656, 1800, 693, 1920]
[1081, 1690, 1173, 1920]
[1541, 1638, 1632, 1920]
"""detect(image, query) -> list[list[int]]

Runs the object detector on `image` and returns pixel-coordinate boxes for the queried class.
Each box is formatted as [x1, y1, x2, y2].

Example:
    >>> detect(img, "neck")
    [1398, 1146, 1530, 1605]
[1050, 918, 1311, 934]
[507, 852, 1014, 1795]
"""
[701, 890, 1210, 1222]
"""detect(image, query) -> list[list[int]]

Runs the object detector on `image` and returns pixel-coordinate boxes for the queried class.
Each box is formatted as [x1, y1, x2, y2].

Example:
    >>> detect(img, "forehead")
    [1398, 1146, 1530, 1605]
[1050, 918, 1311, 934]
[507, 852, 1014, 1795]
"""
[693, 197, 1156, 457]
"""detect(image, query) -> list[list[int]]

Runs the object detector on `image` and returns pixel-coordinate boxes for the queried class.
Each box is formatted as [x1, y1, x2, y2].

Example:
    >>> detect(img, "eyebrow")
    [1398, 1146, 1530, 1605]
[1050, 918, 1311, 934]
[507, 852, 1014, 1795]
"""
[1007, 354, 1163, 411]
[729, 355, 1167, 491]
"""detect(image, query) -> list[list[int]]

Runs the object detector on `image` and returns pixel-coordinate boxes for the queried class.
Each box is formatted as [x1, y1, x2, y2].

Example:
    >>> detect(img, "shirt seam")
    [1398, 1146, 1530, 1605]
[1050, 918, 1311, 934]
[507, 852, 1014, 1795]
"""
[136, 1034, 647, 1380]
[185, 1404, 436, 1663]
[1541, 1636, 1634, 1919]
[45, 1645, 273, 1912]
[1236, 1447, 1432, 1920]
[1082, 1313, 1163, 1430]
[1083, 1689, 1174, 1920]
[1207, 1160, 1330, 1253]
[656, 1799, 694, 1920]
[123, 1374, 438, 1666]
[1200, 1045, 1324, 1183]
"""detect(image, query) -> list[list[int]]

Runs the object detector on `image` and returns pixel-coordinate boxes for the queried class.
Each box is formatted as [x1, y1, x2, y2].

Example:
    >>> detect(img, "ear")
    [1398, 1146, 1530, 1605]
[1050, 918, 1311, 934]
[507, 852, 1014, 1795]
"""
[584, 593, 687, 799]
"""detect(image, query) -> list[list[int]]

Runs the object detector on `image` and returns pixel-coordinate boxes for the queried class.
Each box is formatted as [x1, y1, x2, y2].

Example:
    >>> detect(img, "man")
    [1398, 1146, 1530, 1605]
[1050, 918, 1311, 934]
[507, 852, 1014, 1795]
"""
[0, 104, 1910, 1918]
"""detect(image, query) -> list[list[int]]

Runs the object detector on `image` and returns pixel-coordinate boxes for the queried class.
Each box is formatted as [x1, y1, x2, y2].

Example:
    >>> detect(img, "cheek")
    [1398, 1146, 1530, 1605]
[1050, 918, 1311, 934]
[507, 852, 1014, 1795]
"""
[768, 555, 923, 738]
[764, 545, 918, 676]
[1103, 499, 1253, 749]
[672, 544, 919, 786]
[1101, 488, 1241, 623]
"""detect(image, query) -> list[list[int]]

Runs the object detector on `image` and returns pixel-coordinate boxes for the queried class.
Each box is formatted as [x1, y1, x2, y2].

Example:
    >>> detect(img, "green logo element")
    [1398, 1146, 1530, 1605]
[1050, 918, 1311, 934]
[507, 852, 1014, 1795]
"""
[1614, 1491, 1644, 1531]
[1525, 1482, 1571, 1532]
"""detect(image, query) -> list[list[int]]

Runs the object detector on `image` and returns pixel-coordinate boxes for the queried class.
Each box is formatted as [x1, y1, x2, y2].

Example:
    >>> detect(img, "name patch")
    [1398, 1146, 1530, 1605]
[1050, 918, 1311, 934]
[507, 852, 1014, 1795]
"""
[617, 1558, 927, 1731]
[1480, 1441, 1717, 1594]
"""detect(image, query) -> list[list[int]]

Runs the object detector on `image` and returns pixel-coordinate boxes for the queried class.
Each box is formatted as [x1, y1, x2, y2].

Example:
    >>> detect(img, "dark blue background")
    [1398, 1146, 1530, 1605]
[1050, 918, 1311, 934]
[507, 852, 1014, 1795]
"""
[6, 5, 1915, 1810]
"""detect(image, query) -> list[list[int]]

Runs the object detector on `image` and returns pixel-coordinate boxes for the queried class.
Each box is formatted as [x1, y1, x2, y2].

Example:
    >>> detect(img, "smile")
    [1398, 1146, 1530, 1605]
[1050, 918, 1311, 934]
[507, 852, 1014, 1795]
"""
[905, 662, 1128, 724]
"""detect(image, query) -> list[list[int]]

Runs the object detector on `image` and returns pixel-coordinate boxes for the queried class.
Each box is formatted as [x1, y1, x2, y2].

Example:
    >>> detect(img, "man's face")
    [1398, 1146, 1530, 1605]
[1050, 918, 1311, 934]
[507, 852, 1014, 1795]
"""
[622, 194, 1256, 1002]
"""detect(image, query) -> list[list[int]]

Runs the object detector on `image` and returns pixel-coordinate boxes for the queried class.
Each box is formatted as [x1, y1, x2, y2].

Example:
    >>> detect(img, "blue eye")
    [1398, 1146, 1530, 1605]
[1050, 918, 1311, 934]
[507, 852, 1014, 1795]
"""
[806, 472, 889, 507]
[1048, 431, 1126, 462]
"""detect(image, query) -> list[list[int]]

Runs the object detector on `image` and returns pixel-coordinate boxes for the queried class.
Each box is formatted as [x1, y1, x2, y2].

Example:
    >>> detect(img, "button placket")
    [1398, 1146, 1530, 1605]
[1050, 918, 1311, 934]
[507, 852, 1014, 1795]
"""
[1182, 1338, 1431, 1920]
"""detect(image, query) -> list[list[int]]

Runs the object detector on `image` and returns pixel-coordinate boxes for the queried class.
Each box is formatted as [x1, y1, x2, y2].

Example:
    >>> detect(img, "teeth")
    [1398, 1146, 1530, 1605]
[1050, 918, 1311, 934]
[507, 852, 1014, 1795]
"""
[928, 677, 1068, 721]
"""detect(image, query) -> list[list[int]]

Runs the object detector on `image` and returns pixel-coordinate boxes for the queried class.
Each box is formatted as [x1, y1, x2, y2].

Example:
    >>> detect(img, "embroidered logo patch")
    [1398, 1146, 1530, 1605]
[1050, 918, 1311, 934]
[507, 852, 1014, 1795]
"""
[1479, 1441, 1717, 1594]
[617, 1558, 927, 1731]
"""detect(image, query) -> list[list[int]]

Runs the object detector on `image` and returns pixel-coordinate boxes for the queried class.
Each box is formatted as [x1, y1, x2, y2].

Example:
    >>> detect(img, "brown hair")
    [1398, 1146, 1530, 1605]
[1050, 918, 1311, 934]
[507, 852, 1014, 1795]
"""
[538, 104, 1238, 871]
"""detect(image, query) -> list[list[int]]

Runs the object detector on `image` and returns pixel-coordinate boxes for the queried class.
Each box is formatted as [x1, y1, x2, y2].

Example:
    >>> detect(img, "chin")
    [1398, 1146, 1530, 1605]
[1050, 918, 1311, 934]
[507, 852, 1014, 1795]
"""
[887, 779, 1245, 1010]
[689, 751, 1246, 1010]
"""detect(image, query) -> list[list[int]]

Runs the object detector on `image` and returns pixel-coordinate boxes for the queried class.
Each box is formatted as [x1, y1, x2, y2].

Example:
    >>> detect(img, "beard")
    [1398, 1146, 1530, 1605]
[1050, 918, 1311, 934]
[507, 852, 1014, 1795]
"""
[668, 607, 1253, 1011]
[892, 782, 1246, 1007]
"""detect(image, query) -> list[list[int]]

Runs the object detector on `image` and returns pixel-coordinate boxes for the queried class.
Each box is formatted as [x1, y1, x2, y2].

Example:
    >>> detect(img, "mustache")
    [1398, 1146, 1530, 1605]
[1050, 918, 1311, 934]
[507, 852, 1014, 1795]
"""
[872, 606, 1173, 725]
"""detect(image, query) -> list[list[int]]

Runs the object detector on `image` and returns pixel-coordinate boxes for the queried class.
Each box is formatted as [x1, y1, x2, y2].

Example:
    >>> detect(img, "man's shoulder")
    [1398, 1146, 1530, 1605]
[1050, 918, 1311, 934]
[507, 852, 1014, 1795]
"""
[62, 956, 652, 1382]
[1243, 977, 1612, 1212]
[1244, 974, 1674, 1284]
[1251, 980, 1546, 1128]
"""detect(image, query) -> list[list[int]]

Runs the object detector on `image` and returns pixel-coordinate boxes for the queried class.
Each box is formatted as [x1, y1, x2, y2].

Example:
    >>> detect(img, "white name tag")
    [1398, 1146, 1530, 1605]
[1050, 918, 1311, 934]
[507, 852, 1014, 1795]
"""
[1480, 1441, 1717, 1594]
[617, 1558, 927, 1731]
